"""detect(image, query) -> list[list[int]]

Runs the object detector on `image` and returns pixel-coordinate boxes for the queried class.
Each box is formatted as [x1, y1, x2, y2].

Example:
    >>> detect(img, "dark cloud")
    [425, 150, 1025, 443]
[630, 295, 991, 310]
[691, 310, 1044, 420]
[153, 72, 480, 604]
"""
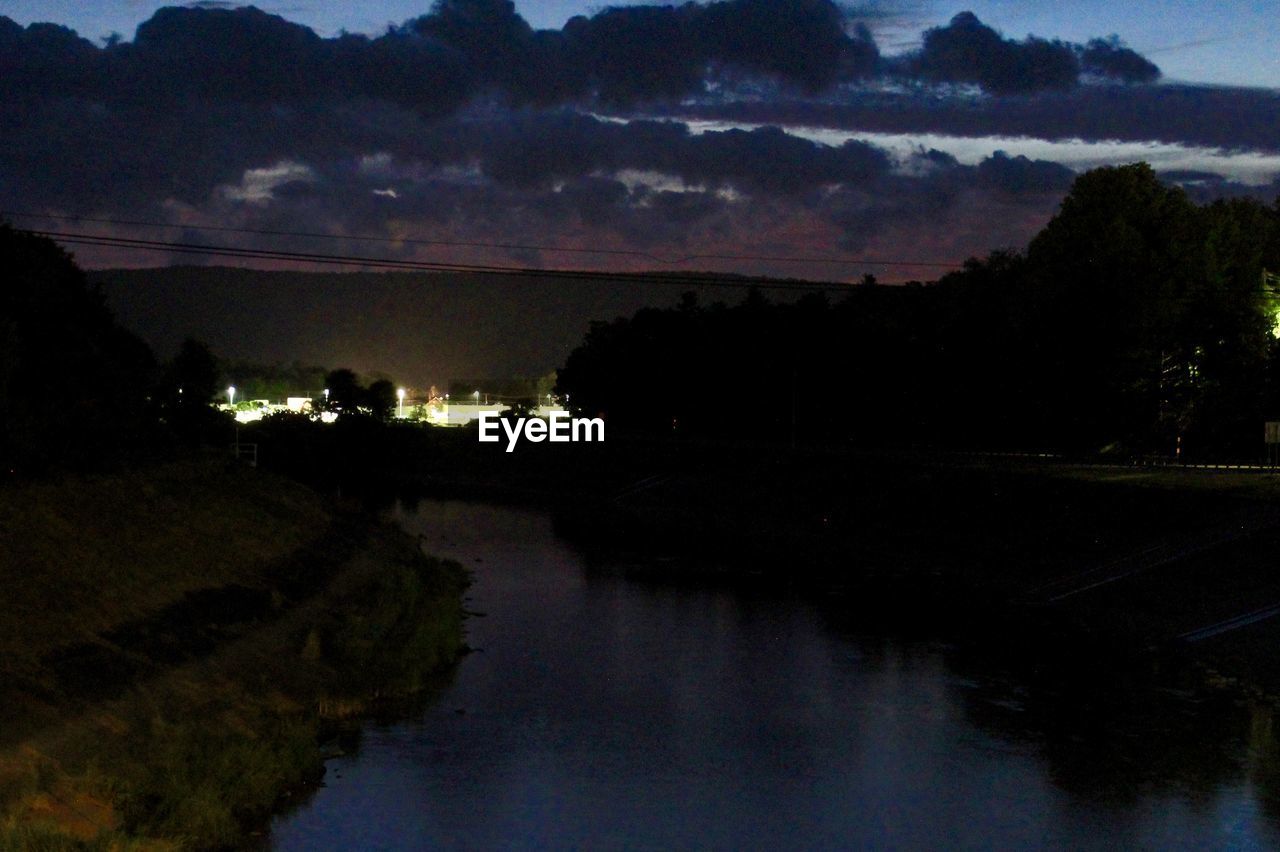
[696, 0, 865, 89]
[0, 3, 1160, 116]
[1157, 171, 1280, 205]
[413, 112, 892, 195]
[977, 151, 1076, 195]
[0, 3, 1248, 300]
[819, 147, 1070, 250]
[672, 82, 1280, 153]
[662, 126, 890, 194]
[0, 17, 99, 98]
[0, 73, 1075, 277]
[410, 0, 873, 105]
[898, 11, 1080, 94]
[1080, 36, 1160, 84]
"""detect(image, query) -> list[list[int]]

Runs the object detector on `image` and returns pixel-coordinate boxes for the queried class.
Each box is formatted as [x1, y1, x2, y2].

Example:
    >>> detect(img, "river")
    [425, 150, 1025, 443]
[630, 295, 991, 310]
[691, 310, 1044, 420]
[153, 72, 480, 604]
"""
[271, 499, 1280, 849]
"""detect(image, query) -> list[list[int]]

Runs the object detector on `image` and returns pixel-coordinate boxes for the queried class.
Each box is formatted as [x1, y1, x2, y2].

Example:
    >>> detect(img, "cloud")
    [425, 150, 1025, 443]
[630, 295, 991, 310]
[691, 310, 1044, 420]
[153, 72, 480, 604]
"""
[0, 85, 1082, 280]
[895, 11, 1080, 94]
[219, 161, 316, 204]
[670, 82, 1280, 155]
[1157, 171, 1280, 205]
[0, 3, 1257, 294]
[0, 3, 1163, 117]
[975, 151, 1076, 195]
[407, 0, 873, 104]
[1080, 36, 1160, 84]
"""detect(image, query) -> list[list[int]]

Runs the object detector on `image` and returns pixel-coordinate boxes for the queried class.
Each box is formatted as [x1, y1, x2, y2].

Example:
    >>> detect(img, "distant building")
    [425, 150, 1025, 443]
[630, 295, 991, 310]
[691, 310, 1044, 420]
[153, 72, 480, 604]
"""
[426, 401, 509, 427]
[219, 397, 313, 423]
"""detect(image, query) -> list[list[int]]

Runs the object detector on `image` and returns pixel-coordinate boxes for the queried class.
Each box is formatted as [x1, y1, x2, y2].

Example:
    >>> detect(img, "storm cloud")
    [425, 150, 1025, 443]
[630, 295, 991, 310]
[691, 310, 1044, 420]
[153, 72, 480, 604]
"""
[668, 82, 1280, 156]
[0, 3, 1163, 111]
[0, 3, 1268, 289]
[0, 1, 871, 111]
[903, 11, 1081, 94]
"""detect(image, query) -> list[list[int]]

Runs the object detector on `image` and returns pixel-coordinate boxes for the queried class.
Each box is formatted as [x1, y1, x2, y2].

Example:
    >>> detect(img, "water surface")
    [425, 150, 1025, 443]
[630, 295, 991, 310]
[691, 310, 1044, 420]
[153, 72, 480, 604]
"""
[272, 499, 1280, 849]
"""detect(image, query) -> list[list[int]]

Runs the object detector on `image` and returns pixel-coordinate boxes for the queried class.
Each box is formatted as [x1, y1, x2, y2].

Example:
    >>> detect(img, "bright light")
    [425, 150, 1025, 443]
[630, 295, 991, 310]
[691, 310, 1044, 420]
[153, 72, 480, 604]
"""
[323, 388, 330, 399]
[228, 385, 236, 405]
[397, 387, 406, 418]
[397, 387, 406, 399]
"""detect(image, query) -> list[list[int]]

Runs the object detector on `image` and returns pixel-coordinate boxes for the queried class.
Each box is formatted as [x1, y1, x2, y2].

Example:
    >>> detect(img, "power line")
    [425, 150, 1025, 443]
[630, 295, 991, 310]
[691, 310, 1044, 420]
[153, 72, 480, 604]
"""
[0, 210, 962, 270]
[28, 228, 915, 291]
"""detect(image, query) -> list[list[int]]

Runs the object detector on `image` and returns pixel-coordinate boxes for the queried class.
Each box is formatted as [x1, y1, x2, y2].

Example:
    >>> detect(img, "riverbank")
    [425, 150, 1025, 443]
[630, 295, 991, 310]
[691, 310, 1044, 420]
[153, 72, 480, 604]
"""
[551, 450, 1280, 699]
[238, 417, 1280, 693]
[237, 414, 1280, 702]
[353, 434, 1280, 701]
[0, 459, 469, 849]
[273, 496, 1280, 850]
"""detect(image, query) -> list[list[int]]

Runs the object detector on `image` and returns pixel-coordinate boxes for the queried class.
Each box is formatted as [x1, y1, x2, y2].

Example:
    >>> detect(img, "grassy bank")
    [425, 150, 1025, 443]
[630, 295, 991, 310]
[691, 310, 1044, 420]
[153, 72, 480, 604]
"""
[0, 459, 468, 848]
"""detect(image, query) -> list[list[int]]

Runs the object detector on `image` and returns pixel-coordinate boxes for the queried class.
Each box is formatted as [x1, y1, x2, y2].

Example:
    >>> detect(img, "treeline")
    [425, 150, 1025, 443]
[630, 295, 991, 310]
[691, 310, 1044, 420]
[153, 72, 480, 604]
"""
[0, 223, 407, 475]
[0, 223, 202, 470]
[557, 165, 1280, 459]
[219, 360, 328, 404]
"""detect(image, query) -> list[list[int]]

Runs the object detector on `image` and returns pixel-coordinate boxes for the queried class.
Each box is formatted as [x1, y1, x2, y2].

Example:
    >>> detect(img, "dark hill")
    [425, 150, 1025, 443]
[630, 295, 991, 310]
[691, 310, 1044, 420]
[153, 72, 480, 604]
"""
[90, 266, 778, 385]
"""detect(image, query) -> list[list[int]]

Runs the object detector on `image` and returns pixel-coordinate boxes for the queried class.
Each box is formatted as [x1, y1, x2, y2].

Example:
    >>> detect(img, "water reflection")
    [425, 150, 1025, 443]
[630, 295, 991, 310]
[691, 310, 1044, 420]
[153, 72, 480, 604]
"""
[272, 500, 1280, 850]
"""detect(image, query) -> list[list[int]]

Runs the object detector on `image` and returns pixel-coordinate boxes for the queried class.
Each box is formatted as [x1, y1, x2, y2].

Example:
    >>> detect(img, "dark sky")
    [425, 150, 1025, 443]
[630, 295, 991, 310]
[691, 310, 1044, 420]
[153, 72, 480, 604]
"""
[4, 1, 1279, 386]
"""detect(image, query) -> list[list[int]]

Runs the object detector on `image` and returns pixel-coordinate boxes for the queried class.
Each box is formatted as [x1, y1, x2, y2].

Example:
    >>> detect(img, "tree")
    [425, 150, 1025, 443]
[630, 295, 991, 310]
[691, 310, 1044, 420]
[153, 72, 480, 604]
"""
[0, 223, 157, 471]
[158, 338, 226, 443]
[1022, 163, 1201, 451]
[365, 379, 397, 421]
[165, 338, 219, 409]
[323, 368, 362, 414]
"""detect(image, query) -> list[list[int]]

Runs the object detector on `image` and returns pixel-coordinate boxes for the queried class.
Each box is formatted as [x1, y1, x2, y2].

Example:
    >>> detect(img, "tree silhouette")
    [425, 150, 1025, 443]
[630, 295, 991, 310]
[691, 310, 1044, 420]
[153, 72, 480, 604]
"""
[323, 368, 362, 414]
[556, 165, 1280, 458]
[0, 223, 158, 471]
[365, 379, 397, 421]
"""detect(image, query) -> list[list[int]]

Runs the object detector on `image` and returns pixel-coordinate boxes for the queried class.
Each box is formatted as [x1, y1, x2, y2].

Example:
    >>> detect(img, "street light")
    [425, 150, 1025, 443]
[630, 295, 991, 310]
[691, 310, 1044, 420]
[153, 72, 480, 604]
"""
[474, 390, 480, 405]
[227, 385, 236, 407]
[397, 387, 406, 418]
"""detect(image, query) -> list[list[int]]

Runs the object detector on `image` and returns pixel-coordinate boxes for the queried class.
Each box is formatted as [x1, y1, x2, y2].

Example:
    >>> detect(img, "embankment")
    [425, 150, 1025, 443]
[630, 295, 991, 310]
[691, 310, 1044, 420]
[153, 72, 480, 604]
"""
[0, 458, 468, 849]
[238, 413, 1280, 702]
[238, 416, 1280, 697]
[544, 449, 1280, 698]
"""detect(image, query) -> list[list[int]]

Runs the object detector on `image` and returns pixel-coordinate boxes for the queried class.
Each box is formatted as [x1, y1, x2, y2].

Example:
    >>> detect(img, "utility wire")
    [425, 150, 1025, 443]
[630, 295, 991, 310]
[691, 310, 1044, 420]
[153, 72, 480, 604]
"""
[30, 229, 914, 291]
[1, 210, 962, 270]
[28, 228, 1277, 300]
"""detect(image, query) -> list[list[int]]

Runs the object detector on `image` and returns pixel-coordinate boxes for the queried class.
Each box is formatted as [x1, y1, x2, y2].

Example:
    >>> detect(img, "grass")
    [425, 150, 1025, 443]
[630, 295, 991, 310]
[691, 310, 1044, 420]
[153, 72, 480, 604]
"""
[0, 458, 468, 848]
[0, 458, 329, 681]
